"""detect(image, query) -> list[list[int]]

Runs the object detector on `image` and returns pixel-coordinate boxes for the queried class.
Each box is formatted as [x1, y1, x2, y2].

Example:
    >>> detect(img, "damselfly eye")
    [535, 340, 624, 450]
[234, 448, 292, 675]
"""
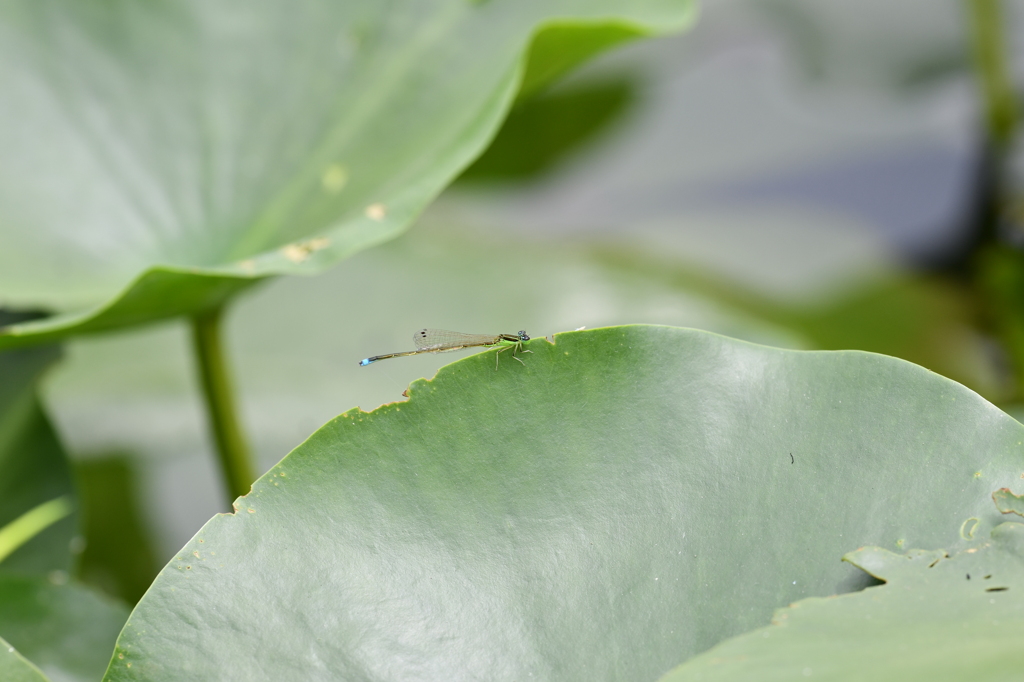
[518, 330, 530, 340]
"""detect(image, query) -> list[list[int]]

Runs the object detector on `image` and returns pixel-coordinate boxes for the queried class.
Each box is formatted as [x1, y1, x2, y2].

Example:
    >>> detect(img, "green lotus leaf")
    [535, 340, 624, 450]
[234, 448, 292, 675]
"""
[459, 76, 637, 182]
[0, 637, 50, 682]
[0, 0, 695, 349]
[0, 316, 76, 574]
[659, 521, 1024, 681]
[74, 455, 160, 605]
[0, 576, 129, 682]
[103, 326, 1024, 681]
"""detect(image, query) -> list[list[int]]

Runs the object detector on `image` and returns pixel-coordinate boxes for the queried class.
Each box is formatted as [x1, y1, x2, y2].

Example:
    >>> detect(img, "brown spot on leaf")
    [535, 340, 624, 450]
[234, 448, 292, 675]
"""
[281, 237, 331, 263]
[992, 488, 1024, 517]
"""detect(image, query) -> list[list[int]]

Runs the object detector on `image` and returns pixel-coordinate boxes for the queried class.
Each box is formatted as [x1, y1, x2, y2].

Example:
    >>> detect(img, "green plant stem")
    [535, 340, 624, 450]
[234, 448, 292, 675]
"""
[191, 306, 255, 503]
[0, 496, 73, 565]
[964, 0, 1024, 399]
[967, 0, 1017, 150]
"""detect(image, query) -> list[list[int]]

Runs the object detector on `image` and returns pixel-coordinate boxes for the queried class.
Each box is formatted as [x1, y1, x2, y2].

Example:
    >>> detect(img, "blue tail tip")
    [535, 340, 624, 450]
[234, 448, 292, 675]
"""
[359, 358, 373, 366]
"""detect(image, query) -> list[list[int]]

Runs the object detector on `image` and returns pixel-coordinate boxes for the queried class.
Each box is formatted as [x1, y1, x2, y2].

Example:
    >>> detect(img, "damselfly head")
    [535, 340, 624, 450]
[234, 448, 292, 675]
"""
[518, 330, 530, 341]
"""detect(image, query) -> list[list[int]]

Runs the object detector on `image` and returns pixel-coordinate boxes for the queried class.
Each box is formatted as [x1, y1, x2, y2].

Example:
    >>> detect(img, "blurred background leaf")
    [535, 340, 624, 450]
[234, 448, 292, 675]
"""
[0, 0, 695, 348]
[459, 77, 637, 182]
[515, 23, 647, 101]
[0, 311, 130, 681]
[74, 455, 159, 605]
[0, 637, 50, 682]
[0, 312, 76, 574]
[749, 0, 968, 89]
[0, 576, 129, 682]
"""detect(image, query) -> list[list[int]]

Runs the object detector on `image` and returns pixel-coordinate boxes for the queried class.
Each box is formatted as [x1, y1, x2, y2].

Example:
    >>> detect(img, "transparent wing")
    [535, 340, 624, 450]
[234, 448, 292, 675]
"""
[413, 329, 499, 351]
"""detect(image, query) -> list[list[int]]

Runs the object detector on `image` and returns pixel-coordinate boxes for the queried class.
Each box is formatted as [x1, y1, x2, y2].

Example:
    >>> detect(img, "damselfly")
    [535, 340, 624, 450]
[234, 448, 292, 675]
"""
[359, 329, 531, 370]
